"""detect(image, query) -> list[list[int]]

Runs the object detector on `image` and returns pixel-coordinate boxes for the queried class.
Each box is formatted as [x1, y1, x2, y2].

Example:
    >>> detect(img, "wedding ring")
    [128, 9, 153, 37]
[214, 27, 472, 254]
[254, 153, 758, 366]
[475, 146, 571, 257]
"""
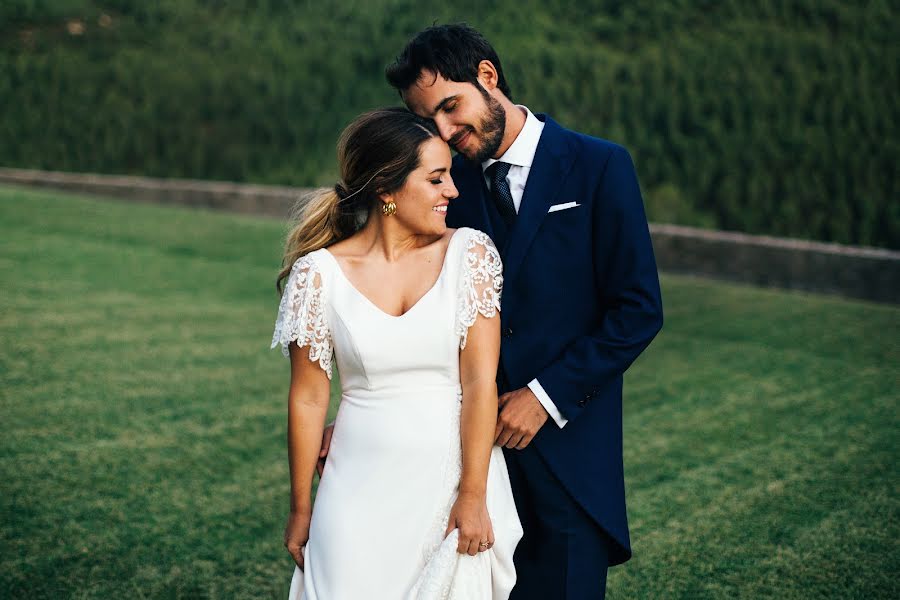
[479, 541, 489, 548]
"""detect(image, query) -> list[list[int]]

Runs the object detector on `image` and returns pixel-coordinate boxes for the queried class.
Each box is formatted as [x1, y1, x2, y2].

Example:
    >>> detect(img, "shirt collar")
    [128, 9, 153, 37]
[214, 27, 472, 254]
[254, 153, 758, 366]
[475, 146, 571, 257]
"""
[482, 105, 545, 173]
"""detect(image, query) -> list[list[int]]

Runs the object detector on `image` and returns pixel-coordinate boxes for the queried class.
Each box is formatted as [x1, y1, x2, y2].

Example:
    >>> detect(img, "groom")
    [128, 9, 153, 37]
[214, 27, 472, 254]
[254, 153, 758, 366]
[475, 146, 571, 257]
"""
[323, 24, 663, 599]
[388, 24, 663, 599]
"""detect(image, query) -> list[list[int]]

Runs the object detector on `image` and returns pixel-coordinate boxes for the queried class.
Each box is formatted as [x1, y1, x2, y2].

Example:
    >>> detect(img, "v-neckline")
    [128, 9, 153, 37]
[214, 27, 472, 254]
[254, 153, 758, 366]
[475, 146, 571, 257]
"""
[322, 228, 461, 320]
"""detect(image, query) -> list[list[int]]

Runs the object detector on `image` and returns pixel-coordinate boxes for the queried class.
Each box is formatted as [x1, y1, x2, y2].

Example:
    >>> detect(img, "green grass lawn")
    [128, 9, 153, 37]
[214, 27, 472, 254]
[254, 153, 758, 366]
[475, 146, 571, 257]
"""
[1, 186, 897, 599]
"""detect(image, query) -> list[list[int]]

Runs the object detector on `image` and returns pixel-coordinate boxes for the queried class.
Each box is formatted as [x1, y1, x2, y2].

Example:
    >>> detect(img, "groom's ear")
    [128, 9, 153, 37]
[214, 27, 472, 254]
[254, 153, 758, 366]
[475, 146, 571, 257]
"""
[476, 60, 499, 92]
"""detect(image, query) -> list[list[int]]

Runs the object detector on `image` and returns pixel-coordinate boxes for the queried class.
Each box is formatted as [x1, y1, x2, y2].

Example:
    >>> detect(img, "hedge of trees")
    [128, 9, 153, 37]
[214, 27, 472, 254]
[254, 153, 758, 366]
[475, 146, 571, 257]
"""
[2, 0, 897, 248]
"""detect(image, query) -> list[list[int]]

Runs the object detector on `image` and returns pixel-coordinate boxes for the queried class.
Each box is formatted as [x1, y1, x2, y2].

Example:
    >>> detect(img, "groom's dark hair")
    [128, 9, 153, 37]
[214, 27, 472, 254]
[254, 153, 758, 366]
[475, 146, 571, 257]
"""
[386, 24, 512, 99]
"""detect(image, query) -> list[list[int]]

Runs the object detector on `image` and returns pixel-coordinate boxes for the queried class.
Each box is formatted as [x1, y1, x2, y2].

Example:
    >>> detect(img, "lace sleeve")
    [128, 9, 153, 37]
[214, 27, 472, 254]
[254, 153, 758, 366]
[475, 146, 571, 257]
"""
[455, 230, 503, 350]
[270, 255, 334, 379]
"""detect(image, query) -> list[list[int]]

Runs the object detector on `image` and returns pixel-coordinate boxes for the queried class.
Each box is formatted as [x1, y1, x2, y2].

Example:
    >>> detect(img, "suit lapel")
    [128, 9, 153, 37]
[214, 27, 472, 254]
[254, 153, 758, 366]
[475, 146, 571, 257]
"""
[503, 115, 575, 286]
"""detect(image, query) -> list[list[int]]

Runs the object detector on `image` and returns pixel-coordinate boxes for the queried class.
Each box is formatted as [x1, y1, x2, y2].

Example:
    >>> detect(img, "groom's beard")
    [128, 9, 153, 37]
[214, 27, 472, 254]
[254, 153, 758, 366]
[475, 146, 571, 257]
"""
[450, 93, 506, 163]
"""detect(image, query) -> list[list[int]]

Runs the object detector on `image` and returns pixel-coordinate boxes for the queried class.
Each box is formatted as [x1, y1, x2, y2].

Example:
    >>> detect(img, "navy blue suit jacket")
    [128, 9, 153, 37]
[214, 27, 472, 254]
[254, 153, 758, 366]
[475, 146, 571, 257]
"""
[447, 114, 663, 565]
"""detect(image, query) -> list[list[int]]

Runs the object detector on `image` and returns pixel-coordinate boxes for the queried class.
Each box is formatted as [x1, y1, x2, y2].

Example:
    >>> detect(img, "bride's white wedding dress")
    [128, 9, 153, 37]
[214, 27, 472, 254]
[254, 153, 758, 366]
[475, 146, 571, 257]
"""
[271, 227, 523, 599]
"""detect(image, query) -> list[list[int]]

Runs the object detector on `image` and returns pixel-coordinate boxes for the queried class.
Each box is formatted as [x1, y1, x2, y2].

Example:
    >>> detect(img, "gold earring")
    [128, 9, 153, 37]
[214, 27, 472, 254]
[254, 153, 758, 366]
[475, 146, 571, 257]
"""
[381, 201, 397, 216]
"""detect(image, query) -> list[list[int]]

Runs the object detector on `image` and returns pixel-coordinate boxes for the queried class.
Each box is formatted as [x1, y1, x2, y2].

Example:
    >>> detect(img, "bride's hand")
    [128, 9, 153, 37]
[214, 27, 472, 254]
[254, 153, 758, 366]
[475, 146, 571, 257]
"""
[444, 491, 494, 556]
[284, 510, 311, 569]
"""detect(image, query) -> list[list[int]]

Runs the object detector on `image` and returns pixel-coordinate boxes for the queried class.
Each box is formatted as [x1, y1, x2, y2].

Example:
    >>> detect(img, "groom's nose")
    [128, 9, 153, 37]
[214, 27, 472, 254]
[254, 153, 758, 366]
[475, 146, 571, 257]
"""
[433, 116, 455, 143]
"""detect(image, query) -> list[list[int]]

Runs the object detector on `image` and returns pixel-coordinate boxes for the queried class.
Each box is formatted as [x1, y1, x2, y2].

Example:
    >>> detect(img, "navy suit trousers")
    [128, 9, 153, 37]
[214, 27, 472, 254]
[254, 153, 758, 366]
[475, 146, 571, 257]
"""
[505, 444, 613, 600]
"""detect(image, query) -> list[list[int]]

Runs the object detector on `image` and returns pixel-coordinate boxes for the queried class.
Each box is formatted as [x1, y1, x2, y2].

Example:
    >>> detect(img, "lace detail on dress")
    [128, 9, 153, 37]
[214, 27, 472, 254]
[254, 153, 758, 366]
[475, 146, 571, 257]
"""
[455, 230, 503, 350]
[270, 254, 334, 379]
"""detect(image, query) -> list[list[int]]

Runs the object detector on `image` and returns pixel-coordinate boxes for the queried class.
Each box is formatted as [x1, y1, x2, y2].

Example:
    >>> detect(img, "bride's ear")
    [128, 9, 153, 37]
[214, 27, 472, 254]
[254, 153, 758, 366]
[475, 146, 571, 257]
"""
[376, 192, 399, 216]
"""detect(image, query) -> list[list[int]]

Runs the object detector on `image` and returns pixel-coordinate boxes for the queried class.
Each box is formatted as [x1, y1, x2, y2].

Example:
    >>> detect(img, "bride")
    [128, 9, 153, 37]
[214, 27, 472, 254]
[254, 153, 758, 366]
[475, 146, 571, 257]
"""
[271, 107, 522, 599]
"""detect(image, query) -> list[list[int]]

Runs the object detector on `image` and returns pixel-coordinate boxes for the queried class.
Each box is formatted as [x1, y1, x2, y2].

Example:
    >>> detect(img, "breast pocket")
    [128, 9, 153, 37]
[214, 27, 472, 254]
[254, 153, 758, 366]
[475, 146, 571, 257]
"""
[547, 202, 581, 213]
[540, 199, 590, 254]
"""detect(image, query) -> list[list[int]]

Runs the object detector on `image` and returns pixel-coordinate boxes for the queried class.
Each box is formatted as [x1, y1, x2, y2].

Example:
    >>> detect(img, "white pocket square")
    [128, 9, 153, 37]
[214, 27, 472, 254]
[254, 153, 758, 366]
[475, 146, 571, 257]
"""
[547, 202, 580, 213]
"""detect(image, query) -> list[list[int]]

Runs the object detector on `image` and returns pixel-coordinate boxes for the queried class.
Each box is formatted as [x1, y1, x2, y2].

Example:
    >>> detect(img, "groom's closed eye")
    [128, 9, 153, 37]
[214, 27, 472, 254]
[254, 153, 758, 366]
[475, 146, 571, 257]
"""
[432, 95, 460, 116]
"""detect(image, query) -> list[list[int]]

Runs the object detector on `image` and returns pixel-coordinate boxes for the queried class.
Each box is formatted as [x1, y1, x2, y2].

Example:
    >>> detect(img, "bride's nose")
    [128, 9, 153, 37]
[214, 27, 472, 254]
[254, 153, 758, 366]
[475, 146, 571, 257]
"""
[444, 180, 459, 200]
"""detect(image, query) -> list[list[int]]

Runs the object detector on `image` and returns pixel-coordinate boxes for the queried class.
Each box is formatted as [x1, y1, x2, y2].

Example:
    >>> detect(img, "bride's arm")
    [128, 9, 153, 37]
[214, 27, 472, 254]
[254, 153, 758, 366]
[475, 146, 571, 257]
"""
[283, 343, 331, 567]
[459, 310, 501, 497]
[451, 306, 501, 555]
[287, 342, 331, 510]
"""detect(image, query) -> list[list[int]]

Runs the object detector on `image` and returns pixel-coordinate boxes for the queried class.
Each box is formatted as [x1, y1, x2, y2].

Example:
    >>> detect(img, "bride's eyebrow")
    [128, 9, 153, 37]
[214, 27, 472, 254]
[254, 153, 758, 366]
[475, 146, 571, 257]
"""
[428, 168, 448, 174]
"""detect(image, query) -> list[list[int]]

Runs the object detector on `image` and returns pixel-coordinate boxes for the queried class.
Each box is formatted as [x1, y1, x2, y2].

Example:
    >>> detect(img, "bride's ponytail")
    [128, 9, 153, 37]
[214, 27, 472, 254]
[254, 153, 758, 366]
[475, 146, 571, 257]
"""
[276, 187, 347, 294]
[276, 108, 440, 295]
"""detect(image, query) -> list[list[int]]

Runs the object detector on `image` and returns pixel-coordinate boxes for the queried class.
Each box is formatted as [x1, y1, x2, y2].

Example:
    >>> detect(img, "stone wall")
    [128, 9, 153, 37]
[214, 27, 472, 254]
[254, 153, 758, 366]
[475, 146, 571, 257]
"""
[2, 167, 897, 304]
[0, 167, 299, 218]
[650, 224, 898, 304]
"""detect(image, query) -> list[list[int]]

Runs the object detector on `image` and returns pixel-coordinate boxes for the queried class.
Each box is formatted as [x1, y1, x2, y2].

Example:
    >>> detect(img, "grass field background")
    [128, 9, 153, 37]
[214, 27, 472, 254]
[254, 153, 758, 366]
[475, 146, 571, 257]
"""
[1, 186, 897, 598]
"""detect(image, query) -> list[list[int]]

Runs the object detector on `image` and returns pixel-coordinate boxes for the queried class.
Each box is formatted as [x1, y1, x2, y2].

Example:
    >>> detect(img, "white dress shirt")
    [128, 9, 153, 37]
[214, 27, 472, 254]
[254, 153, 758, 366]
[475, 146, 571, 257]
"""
[481, 106, 569, 429]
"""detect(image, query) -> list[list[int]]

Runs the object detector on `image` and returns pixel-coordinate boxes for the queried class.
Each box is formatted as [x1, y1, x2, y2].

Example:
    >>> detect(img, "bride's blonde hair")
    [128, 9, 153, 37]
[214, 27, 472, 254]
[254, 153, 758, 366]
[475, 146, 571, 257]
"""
[276, 108, 440, 294]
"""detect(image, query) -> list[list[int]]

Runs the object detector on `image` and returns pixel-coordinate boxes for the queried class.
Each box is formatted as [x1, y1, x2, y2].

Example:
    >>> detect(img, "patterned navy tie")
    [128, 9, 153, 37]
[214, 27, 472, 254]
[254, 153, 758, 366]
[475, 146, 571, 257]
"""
[486, 161, 516, 225]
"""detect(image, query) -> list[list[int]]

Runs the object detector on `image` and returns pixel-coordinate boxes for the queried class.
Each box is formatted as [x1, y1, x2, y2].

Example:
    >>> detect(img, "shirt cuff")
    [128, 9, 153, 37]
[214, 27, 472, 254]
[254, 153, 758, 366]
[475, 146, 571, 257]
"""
[527, 379, 569, 428]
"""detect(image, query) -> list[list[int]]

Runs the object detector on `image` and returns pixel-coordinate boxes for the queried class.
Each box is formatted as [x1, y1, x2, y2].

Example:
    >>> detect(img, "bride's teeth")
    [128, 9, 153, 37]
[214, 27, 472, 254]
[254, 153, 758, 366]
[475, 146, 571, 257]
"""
[433, 206, 447, 212]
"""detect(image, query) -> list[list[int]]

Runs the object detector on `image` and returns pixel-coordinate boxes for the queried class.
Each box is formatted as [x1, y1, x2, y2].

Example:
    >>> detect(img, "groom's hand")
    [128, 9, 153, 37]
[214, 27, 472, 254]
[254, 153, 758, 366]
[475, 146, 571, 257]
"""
[316, 422, 335, 477]
[495, 387, 549, 450]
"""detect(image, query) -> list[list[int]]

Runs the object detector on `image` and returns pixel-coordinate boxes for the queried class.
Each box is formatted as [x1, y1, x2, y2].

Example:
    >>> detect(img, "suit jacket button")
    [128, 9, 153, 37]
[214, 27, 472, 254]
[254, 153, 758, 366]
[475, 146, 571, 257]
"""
[503, 328, 513, 338]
